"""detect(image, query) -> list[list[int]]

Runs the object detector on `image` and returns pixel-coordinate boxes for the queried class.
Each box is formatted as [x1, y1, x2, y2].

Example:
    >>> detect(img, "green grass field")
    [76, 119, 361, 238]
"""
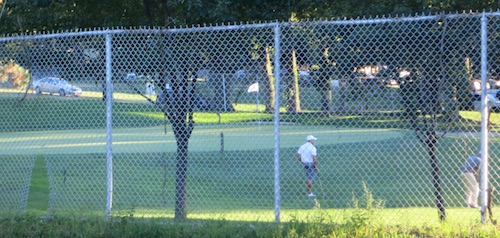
[1, 88, 499, 228]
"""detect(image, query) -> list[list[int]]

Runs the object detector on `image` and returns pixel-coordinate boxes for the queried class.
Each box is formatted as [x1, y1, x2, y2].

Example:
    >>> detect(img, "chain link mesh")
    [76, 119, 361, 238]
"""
[1, 12, 499, 223]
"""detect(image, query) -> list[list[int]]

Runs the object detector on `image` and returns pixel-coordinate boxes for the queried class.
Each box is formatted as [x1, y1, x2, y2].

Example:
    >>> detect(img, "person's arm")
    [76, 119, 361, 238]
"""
[297, 153, 301, 162]
[474, 156, 481, 178]
[312, 155, 318, 173]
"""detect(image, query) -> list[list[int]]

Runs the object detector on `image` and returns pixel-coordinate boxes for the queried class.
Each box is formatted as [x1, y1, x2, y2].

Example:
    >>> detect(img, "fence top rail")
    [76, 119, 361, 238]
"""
[0, 22, 280, 42]
[0, 11, 499, 42]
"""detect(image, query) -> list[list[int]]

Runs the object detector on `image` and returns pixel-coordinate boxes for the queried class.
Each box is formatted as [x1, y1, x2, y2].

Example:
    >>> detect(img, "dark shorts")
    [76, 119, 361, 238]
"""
[303, 162, 316, 181]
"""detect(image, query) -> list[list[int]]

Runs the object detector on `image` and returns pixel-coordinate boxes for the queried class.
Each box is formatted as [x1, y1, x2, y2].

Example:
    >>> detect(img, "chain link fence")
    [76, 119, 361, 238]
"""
[1, 12, 499, 224]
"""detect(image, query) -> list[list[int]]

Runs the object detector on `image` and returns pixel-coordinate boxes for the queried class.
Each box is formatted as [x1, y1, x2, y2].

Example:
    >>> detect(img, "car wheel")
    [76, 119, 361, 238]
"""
[59, 89, 66, 97]
[35, 87, 42, 94]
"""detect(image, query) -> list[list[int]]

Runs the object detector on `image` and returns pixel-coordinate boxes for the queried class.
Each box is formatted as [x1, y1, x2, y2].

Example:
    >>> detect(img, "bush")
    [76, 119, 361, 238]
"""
[347, 181, 385, 228]
[0, 60, 31, 89]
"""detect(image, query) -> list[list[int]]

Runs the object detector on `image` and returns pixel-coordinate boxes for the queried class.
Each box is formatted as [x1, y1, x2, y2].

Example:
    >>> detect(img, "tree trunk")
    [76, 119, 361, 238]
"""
[263, 47, 275, 113]
[174, 130, 189, 220]
[211, 75, 234, 112]
[315, 47, 334, 115]
[282, 50, 301, 113]
[426, 132, 446, 221]
[291, 50, 301, 112]
[169, 70, 195, 221]
[321, 90, 332, 115]
[399, 78, 446, 221]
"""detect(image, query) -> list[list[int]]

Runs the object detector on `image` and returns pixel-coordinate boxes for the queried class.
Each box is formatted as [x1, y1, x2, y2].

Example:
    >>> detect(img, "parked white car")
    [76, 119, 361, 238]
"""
[487, 89, 500, 112]
[473, 89, 500, 112]
[33, 77, 83, 97]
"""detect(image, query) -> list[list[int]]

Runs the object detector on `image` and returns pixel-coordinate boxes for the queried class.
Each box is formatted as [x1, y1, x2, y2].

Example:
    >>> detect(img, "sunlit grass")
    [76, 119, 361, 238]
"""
[101, 206, 497, 227]
[126, 110, 273, 123]
[1, 213, 497, 238]
[460, 110, 500, 124]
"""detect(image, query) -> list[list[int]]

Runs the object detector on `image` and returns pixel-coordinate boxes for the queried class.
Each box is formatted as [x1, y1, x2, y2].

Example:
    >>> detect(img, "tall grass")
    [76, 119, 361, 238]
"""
[1, 208, 498, 237]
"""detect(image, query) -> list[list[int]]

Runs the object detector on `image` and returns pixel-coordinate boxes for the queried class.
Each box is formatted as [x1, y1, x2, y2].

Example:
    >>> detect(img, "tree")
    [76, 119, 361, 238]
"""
[120, 32, 198, 220]
[156, 33, 199, 220]
[280, 49, 301, 113]
[261, 46, 276, 113]
[0, 59, 30, 88]
[137, 68, 196, 221]
[313, 47, 335, 114]
[315, 14, 475, 221]
[168, 71, 195, 221]
[397, 17, 452, 221]
[400, 75, 446, 221]
[2, 0, 500, 35]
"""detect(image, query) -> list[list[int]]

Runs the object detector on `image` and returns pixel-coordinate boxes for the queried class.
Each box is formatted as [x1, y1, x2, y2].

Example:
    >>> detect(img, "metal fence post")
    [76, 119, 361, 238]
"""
[105, 32, 114, 218]
[479, 12, 490, 224]
[274, 22, 282, 223]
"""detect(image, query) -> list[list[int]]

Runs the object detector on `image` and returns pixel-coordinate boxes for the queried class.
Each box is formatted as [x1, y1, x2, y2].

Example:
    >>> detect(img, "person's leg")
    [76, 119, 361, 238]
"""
[306, 179, 312, 194]
[304, 163, 314, 196]
[471, 177, 480, 207]
[461, 172, 478, 207]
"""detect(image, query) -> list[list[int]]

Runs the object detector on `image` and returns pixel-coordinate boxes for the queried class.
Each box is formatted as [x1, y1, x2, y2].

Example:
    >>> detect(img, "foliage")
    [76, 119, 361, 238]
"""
[1, 1, 499, 35]
[0, 59, 30, 88]
[347, 181, 385, 228]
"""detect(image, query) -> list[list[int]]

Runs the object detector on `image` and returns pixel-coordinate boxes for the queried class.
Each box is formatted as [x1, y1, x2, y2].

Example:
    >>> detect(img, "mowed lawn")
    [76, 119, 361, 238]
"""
[0, 124, 403, 155]
[3, 128, 497, 226]
[0, 88, 499, 226]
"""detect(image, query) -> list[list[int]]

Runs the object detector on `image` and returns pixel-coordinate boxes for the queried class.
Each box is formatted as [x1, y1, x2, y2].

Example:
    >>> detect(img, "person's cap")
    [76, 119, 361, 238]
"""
[306, 135, 317, 141]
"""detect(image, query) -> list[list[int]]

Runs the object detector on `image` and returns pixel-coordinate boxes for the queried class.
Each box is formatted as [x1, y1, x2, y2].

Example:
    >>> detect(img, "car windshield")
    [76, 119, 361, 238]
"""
[58, 80, 69, 85]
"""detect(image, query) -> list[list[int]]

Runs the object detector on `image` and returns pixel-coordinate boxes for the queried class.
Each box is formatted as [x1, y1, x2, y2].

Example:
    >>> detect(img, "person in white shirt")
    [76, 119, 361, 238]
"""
[297, 135, 318, 197]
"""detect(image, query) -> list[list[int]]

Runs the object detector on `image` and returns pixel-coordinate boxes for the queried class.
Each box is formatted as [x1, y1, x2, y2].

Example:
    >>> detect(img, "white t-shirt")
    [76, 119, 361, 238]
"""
[297, 142, 317, 163]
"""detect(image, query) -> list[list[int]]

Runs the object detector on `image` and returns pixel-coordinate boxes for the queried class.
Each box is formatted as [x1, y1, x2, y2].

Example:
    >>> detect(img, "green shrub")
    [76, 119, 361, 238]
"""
[347, 181, 385, 228]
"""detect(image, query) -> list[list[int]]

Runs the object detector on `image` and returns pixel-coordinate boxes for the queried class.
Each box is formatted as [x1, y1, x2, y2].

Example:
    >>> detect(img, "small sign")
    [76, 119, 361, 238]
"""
[247, 82, 259, 93]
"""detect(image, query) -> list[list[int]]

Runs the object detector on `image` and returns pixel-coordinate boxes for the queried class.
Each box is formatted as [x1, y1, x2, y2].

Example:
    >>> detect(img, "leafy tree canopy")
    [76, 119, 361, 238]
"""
[0, 0, 498, 34]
